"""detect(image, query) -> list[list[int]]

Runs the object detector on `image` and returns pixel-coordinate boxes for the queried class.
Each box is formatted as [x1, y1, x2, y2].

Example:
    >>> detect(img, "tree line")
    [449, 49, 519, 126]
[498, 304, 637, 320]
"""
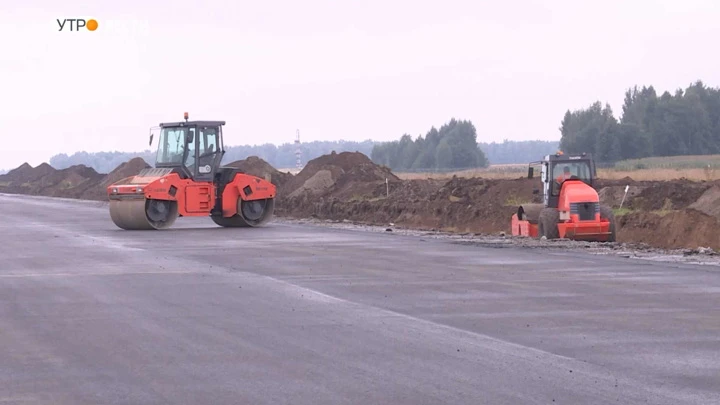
[560, 80, 720, 163]
[479, 140, 560, 165]
[370, 119, 560, 170]
[370, 119, 491, 170]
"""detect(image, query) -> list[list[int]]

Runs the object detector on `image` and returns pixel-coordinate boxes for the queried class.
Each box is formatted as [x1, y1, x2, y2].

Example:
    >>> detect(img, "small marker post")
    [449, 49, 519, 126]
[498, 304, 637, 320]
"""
[386, 178, 389, 197]
[619, 185, 629, 209]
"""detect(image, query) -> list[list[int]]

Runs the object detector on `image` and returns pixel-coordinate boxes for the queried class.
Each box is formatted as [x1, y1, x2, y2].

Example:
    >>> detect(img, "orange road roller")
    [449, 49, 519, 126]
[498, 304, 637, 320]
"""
[511, 151, 616, 242]
[107, 113, 275, 230]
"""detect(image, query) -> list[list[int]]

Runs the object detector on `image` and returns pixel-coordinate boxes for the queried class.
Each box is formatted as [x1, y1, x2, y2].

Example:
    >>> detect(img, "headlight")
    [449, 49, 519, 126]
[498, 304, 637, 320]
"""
[112, 188, 118, 193]
[137, 187, 143, 193]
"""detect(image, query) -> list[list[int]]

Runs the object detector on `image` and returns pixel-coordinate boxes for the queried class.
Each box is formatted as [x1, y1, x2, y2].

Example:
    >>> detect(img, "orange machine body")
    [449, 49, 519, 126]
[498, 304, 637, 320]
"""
[107, 171, 276, 218]
[511, 213, 538, 238]
[555, 180, 611, 241]
[510, 151, 615, 242]
[511, 180, 611, 241]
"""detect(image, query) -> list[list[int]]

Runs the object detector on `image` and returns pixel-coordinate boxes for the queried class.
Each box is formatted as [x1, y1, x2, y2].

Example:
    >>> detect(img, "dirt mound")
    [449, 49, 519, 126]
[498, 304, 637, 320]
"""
[225, 156, 292, 188]
[687, 185, 720, 219]
[1, 162, 57, 183]
[2, 163, 33, 180]
[278, 173, 541, 235]
[597, 185, 648, 208]
[280, 151, 399, 199]
[628, 181, 711, 211]
[415, 176, 541, 233]
[595, 176, 642, 188]
[618, 209, 720, 251]
[102, 157, 151, 186]
[0, 163, 104, 199]
[39, 165, 104, 198]
[303, 151, 382, 172]
[80, 157, 152, 200]
[386, 179, 447, 202]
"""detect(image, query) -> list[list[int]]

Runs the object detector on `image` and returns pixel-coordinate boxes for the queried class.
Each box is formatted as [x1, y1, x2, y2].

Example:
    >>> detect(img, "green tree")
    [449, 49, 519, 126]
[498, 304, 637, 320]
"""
[370, 118, 489, 170]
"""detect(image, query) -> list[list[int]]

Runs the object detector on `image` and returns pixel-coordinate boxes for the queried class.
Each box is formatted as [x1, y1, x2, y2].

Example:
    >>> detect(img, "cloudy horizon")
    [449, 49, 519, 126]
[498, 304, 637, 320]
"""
[1, 0, 718, 171]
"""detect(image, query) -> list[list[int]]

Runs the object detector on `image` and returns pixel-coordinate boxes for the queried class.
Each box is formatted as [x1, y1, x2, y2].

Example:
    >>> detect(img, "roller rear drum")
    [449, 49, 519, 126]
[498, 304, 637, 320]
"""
[109, 199, 179, 230]
[211, 198, 275, 228]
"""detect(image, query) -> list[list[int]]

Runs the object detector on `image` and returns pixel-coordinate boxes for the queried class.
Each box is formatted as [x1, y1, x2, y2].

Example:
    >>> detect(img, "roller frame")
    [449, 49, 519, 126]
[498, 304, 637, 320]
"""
[511, 152, 615, 242]
[107, 171, 276, 230]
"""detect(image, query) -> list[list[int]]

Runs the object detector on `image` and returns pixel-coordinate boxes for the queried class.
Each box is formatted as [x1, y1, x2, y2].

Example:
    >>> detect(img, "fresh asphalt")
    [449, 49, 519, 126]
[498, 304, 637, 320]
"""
[0, 193, 718, 405]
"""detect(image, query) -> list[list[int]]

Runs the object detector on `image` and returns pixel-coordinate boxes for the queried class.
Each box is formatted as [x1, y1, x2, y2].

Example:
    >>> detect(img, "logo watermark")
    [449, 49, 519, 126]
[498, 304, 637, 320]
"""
[57, 18, 98, 32]
[55, 18, 150, 35]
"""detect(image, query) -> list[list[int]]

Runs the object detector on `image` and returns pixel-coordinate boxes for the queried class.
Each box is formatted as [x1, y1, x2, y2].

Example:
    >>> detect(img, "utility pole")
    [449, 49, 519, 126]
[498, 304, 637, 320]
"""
[295, 129, 302, 170]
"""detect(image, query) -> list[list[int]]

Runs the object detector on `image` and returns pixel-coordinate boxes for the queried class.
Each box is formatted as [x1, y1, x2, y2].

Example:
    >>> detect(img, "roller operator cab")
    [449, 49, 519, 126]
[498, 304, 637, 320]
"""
[511, 152, 616, 242]
[107, 113, 276, 230]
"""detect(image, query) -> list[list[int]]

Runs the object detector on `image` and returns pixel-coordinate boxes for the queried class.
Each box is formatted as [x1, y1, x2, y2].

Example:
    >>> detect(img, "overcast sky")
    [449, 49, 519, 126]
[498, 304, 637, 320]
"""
[1, 0, 718, 171]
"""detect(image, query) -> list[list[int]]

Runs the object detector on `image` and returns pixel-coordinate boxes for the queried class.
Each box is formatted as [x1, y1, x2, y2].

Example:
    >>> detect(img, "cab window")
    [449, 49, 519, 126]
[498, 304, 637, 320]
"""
[199, 127, 219, 156]
[156, 127, 187, 165]
[184, 128, 196, 172]
[551, 161, 592, 195]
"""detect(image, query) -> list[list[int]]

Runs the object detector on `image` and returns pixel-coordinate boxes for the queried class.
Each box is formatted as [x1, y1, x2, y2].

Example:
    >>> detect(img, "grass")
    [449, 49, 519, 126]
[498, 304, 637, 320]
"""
[612, 207, 633, 216]
[397, 165, 527, 180]
[505, 195, 533, 206]
[613, 154, 720, 170]
[597, 167, 718, 181]
[394, 155, 720, 182]
[612, 207, 677, 217]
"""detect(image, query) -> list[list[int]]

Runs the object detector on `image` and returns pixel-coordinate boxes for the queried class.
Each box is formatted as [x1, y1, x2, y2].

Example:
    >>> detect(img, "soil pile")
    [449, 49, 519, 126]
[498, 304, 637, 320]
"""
[279, 151, 400, 200]
[2, 162, 56, 183]
[688, 185, 720, 219]
[597, 185, 648, 208]
[225, 156, 292, 188]
[100, 158, 152, 186]
[626, 181, 712, 211]
[80, 157, 152, 200]
[595, 176, 644, 188]
[279, 171, 541, 234]
[618, 209, 720, 251]
[604, 179, 720, 251]
[0, 163, 104, 199]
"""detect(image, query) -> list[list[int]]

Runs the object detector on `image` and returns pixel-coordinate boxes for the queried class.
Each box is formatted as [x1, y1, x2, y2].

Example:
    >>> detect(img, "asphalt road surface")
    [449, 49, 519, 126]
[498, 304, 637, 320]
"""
[1, 193, 718, 405]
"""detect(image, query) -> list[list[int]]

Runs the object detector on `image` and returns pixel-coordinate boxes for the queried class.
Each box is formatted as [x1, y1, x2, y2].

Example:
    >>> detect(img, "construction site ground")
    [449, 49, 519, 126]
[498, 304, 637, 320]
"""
[2, 151, 719, 255]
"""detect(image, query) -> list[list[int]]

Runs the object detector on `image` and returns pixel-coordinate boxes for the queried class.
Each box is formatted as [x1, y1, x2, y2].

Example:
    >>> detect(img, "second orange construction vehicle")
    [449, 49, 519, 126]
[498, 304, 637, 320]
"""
[511, 152, 616, 242]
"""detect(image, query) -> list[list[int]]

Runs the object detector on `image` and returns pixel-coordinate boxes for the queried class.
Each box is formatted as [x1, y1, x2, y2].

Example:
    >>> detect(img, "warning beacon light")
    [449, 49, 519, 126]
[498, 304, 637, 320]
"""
[184, 112, 189, 121]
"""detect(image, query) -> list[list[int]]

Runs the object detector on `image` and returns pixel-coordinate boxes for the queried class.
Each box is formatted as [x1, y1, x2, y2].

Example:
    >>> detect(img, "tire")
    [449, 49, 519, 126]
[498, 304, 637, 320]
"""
[538, 208, 560, 239]
[599, 205, 617, 242]
[210, 198, 275, 228]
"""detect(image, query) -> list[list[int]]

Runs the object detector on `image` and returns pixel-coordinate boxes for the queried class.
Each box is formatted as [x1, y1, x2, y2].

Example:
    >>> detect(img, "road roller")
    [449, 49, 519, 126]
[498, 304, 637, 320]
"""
[511, 151, 617, 242]
[107, 113, 276, 230]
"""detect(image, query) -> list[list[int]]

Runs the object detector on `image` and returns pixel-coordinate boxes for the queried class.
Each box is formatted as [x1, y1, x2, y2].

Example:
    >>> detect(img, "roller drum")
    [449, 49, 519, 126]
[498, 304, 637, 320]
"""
[109, 199, 178, 230]
[517, 203, 544, 224]
[211, 198, 275, 228]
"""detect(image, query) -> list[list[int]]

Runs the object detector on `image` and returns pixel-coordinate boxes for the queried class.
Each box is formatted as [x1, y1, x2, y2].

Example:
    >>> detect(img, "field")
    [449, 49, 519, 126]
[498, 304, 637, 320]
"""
[395, 155, 720, 181]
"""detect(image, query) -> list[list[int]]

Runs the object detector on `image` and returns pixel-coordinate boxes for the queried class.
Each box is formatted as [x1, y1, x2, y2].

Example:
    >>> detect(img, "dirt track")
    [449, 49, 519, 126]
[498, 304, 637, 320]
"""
[1, 152, 719, 252]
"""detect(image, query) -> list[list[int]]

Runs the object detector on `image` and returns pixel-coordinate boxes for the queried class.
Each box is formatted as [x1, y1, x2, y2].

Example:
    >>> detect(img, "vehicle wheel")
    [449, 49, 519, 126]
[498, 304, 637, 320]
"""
[538, 208, 560, 239]
[599, 205, 617, 242]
